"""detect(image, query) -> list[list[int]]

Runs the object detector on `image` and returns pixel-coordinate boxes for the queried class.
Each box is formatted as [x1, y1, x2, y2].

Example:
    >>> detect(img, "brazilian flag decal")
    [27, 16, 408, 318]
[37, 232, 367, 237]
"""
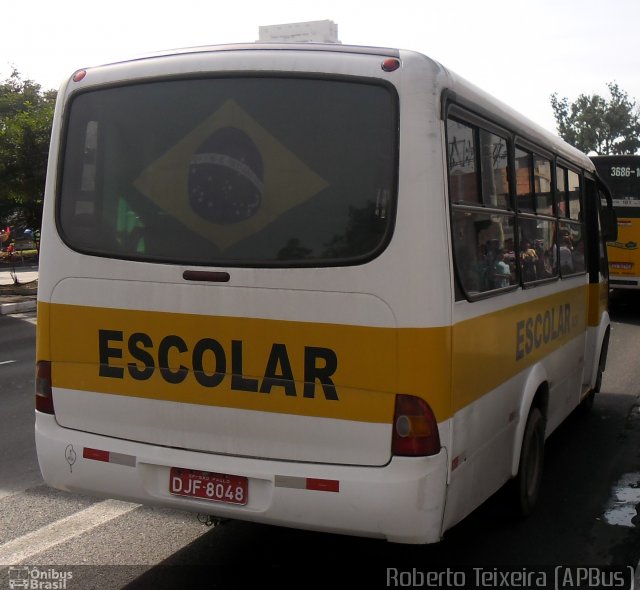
[134, 100, 328, 250]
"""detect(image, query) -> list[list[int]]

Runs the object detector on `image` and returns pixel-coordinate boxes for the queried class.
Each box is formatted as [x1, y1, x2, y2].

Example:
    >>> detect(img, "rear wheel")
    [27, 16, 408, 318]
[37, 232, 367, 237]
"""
[580, 332, 609, 416]
[515, 407, 545, 517]
[594, 329, 610, 394]
[578, 391, 595, 415]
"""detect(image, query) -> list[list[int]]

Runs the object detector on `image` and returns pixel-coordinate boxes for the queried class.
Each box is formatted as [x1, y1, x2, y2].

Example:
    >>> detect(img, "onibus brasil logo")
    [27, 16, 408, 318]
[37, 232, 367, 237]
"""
[7, 566, 73, 589]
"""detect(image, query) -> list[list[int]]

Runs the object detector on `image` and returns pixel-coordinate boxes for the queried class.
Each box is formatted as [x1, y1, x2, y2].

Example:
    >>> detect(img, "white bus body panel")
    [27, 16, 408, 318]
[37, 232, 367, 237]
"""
[36, 413, 450, 544]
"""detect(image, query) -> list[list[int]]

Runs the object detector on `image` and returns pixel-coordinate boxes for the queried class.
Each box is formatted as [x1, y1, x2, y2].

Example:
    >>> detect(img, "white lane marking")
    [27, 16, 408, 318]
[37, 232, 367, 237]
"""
[0, 360, 16, 366]
[0, 499, 139, 565]
[12, 312, 37, 325]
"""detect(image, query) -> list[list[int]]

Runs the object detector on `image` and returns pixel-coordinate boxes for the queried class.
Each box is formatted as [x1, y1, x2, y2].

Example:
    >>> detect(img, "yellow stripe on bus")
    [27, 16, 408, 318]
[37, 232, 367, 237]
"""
[39, 302, 450, 424]
[452, 286, 587, 410]
[37, 284, 592, 424]
[587, 282, 609, 328]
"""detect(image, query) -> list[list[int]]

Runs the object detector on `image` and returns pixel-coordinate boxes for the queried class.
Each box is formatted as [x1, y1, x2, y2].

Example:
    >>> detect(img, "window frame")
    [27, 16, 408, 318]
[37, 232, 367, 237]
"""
[446, 105, 588, 302]
[56, 74, 401, 269]
[446, 108, 519, 300]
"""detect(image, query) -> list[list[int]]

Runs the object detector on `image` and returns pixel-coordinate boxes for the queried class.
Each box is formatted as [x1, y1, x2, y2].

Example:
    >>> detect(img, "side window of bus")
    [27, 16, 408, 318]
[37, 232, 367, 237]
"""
[515, 148, 534, 212]
[447, 117, 517, 297]
[451, 210, 517, 294]
[479, 129, 509, 208]
[447, 119, 480, 205]
[516, 147, 558, 284]
[534, 155, 553, 215]
[597, 188, 610, 276]
[557, 167, 585, 275]
[519, 217, 558, 283]
[568, 170, 582, 220]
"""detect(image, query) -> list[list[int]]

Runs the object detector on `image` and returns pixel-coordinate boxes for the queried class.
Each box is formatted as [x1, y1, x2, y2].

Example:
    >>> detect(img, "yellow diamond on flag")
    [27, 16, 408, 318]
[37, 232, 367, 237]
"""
[134, 100, 328, 250]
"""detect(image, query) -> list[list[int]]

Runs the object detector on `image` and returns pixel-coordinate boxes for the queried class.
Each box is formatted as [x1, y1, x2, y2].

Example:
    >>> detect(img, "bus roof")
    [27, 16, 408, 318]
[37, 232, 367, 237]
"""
[72, 42, 593, 173]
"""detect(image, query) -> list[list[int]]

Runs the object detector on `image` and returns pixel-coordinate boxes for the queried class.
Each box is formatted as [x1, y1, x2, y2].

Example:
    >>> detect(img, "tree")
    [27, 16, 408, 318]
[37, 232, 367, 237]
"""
[550, 82, 640, 155]
[0, 69, 56, 231]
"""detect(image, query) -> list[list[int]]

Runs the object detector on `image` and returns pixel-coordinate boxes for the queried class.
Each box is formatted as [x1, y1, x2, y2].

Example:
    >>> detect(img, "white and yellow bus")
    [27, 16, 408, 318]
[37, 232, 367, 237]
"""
[591, 155, 640, 290]
[36, 43, 616, 544]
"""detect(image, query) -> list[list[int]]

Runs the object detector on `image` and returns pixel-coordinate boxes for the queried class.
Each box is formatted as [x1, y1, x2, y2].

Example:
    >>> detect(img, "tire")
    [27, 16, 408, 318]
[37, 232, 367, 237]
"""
[594, 329, 610, 395]
[579, 334, 609, 417]
[578, 391, 595, 416]
[515, 407, 545, 517]
[593, 353, 605, 395]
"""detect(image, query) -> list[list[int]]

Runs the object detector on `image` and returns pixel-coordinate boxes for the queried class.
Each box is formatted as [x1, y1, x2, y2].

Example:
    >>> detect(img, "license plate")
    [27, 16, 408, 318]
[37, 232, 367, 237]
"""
[169, 467, 248, 505]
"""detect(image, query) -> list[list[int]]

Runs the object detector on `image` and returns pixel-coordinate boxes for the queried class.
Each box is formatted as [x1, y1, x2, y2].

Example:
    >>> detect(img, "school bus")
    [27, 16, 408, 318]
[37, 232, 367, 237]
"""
[591, 155, 640, 290]
[35, 43, 616, 543]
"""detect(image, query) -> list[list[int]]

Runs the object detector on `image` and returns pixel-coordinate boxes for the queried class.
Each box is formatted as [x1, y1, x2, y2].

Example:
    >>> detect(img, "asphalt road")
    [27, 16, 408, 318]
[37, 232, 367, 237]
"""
[0, 312, 40, 497]
[1, 297, 639, 589]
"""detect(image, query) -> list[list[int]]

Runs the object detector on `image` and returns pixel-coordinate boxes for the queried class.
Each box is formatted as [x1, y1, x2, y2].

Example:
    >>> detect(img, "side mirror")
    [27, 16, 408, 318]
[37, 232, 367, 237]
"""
[601, 208, 618, 242]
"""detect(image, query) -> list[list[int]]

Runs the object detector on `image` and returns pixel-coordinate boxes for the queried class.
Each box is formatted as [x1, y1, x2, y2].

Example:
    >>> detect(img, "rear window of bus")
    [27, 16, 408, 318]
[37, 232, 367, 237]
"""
[58, 77, 398, 266]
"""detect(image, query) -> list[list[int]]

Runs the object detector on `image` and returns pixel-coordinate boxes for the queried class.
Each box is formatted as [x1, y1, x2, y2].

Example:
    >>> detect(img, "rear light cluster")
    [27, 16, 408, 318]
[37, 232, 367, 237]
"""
[392, 394, 440, 456]
[35, 361, 55, 414]
[34, 359, 440, 457]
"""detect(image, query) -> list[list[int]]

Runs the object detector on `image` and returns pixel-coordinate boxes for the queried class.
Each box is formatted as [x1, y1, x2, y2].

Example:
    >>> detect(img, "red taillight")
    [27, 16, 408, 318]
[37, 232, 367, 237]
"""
[392, 394, 440, 456]
[35, 361, 55, 414]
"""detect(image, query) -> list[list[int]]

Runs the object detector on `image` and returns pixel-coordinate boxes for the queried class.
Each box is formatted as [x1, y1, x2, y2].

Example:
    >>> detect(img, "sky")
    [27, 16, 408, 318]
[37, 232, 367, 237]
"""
[2, 0, 638, 134]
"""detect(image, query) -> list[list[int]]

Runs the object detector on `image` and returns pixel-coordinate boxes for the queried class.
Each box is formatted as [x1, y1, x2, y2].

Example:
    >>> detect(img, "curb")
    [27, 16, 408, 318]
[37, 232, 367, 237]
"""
[0, 299, 37, 315]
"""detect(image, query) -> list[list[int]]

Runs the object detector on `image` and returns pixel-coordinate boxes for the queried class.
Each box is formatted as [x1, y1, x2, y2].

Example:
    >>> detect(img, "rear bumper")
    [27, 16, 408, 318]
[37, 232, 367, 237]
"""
[36, 412, 448, 544]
